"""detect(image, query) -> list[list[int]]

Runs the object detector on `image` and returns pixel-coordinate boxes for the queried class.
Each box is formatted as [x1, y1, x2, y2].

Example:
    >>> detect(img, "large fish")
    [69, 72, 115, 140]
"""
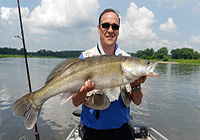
[12, 55, 159, 130]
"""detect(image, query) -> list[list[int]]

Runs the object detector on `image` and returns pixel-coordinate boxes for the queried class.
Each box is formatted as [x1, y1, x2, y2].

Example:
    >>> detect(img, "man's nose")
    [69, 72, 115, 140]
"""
[108, 25, 113, 32]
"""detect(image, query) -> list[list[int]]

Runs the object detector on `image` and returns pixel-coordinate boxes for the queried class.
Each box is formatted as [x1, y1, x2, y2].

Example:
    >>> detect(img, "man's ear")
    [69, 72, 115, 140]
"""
[97, 25, 100, 34]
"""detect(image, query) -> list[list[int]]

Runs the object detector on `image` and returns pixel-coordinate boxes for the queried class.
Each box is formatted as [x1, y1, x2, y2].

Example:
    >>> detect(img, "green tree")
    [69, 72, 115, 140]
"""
[180, 48, 194, 59]
[141, 54, 147, 59]
[143, 48, 154, 57]
[151, 54, 156, 59]
[136, 50, 144, 58]
[163, 55, 169, 61]
[18, 48, 24, 55]
[194, 51, 200, 59]
[155, 47, 168, 59]
[171, 49, 180, 59]
[136, 48, 154, 59]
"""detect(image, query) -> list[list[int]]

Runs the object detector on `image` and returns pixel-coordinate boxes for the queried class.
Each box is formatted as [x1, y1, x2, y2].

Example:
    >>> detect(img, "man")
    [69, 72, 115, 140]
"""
[72, 8, 146, 140]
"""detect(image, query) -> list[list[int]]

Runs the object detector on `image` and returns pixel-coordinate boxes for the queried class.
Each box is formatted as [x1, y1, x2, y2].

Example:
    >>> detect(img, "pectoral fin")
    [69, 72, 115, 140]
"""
[60, 92, 74, 105]
[104, 87, 121, 102]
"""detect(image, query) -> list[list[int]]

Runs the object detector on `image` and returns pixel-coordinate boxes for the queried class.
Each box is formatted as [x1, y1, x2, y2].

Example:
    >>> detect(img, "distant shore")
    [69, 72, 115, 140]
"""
[1, 54, 200, 65]
[157, 61, 179, 64]
[155, 59, 200, 65]
[0, 54, 70, 59]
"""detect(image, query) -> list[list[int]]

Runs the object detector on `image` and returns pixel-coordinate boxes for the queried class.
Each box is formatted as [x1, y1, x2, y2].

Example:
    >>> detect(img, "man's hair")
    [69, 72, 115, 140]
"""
[98, 8, 120, 25]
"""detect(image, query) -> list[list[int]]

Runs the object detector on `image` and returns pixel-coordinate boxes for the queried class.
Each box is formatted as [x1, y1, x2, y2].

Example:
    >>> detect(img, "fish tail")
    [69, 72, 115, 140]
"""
[12, 92, 41, 130]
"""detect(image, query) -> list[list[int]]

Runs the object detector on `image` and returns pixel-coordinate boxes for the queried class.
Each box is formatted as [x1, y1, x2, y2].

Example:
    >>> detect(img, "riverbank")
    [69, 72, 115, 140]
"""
[1, 54, 200, 65]
[157, 61, 179, 64]
[154, 59, 200, 65]
[0, 54, 24, 58]
[0, 54, 66, 59]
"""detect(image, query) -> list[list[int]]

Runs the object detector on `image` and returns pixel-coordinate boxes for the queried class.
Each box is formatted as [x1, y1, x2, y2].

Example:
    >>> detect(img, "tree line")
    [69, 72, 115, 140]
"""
[0, 47, 200, 60]
[130, 47, 200, 61]
[0, 47, 82, 58]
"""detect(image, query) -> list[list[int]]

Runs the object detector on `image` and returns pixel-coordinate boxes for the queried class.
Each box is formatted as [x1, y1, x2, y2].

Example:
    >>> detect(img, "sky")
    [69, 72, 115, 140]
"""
[0, 0, 200, 53]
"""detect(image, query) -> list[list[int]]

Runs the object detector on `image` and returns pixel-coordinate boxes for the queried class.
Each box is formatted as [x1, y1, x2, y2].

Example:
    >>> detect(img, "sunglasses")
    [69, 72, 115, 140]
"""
[100, 23, 120, 30]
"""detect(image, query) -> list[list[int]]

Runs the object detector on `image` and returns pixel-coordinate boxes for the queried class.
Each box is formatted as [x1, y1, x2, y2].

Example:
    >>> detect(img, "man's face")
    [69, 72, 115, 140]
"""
[98, 12, 119, 48]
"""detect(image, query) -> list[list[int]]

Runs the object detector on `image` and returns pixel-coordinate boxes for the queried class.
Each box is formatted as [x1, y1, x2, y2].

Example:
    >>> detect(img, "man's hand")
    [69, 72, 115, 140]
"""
[130, 76, 147, 87]
[72, 79, 95, 107]
[79, 79, 95, 93]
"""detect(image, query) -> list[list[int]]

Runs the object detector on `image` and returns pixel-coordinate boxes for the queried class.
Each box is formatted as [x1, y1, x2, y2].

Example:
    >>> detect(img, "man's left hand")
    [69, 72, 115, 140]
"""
[130, 76, 147, 87]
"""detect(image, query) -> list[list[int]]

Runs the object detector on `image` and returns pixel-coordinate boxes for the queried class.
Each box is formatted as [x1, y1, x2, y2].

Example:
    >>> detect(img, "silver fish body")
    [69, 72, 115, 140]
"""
[12, 55, 159, 130]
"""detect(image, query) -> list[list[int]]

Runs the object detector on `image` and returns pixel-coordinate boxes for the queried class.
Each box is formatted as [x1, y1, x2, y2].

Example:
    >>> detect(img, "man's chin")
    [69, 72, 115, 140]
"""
[105, 39, 117, 46]
[104, 42, 114, 46]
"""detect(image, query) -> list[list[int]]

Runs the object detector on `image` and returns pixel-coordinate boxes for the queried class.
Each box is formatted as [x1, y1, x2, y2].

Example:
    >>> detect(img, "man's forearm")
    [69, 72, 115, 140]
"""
[130, 89, 143, 105]
[72, 90, 87, 107]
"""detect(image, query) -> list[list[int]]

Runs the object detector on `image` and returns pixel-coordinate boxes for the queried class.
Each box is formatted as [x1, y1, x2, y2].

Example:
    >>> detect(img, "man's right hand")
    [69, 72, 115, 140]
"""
[79, 79, 95, 93]
[72, 79, 95, 107]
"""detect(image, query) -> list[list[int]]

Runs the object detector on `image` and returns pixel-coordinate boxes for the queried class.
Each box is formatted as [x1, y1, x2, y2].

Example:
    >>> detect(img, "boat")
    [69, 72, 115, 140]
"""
[66, 110, 168, 140]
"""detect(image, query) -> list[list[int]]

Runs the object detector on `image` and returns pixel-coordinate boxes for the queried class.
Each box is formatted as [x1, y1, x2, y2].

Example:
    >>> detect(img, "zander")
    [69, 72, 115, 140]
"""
[12, 55, 159, 130]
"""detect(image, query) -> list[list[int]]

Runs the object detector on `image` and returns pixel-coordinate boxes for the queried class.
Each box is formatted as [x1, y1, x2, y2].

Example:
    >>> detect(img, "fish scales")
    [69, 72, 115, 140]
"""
[79, 56, 125, 88]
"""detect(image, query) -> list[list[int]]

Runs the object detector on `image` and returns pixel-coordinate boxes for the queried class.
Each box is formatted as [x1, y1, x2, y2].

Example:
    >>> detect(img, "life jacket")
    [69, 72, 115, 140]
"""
[82, 45, 132, 110]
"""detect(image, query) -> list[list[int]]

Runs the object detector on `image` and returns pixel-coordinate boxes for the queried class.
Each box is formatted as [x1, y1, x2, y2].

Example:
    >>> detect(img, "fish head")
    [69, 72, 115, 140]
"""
[131, 58, 159, 77]
[122, 57, 159, 80]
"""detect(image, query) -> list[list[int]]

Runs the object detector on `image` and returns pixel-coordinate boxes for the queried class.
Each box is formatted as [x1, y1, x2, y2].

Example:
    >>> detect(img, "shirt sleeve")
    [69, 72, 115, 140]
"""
[79, 53, 83, 59]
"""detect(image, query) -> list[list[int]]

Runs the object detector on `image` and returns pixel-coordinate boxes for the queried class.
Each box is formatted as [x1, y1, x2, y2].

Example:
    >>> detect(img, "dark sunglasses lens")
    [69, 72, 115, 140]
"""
[112, 24, 119, 30]
[101, 23, 110, 29]
[101, 23, 119, 30]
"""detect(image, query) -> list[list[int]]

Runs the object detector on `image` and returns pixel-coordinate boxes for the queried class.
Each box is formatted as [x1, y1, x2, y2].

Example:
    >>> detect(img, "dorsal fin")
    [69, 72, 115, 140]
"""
[45, 58, 80, 85]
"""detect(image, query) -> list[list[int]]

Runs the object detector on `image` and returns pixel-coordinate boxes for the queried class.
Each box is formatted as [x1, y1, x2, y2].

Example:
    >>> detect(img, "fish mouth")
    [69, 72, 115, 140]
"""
[147, 62, 159, 77]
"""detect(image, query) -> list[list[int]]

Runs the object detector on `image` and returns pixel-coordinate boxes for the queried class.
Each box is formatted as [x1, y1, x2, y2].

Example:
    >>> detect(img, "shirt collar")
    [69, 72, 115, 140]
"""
[97, 41, 122, 56]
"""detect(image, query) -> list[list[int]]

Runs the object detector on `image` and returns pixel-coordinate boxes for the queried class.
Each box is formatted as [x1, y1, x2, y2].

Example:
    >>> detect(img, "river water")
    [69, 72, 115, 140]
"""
[0, 57, 200, 140]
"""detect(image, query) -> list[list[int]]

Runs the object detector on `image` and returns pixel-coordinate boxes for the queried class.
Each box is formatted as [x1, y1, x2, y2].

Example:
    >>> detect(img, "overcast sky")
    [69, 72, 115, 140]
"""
[1, 0, 200, 53]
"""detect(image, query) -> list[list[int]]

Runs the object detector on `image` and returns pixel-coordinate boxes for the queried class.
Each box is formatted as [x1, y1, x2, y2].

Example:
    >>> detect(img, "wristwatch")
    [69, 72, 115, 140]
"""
[131, 84, 142, 92]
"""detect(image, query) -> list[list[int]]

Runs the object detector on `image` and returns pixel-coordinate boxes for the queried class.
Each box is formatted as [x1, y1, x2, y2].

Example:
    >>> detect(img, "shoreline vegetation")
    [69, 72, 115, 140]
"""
[0, 54, 61, 59]
[1, 54, 200, 65]
[1, 47, 200, 65]
[155, 59, 200, 65]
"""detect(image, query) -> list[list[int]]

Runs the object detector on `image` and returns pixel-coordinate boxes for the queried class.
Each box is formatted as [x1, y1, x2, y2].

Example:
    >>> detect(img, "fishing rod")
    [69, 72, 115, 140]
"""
[17, 0, 40, 140]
